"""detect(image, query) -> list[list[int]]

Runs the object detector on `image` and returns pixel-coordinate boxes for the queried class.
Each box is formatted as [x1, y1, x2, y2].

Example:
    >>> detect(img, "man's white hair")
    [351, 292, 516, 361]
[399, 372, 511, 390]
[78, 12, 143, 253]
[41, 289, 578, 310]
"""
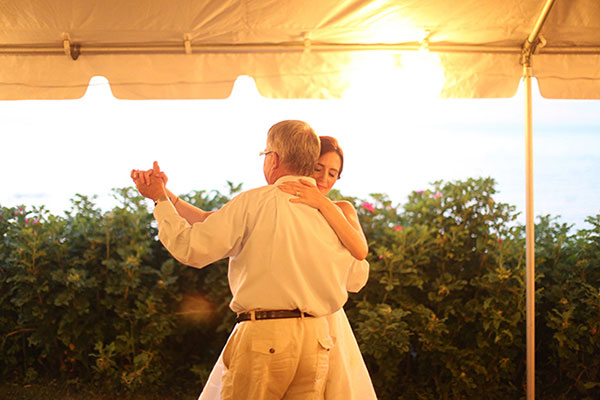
[267, 120, 320, 176]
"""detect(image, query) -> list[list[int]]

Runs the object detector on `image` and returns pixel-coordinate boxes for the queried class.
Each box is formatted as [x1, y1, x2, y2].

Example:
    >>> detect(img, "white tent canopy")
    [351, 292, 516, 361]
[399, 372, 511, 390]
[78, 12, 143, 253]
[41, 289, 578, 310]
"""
[2, 1, 599, 399]
[1, 0, 599, 100]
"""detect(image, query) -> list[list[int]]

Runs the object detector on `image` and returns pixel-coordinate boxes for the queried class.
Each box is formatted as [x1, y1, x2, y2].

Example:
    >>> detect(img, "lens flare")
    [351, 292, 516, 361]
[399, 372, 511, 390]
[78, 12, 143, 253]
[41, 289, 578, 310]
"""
[177, 294, 215, 323]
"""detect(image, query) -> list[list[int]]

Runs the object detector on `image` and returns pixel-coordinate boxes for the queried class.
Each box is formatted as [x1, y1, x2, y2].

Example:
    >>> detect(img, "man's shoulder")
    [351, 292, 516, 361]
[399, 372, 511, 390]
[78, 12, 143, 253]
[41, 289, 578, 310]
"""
[235, 184, 272, 198]
[225, 184, 275, 206]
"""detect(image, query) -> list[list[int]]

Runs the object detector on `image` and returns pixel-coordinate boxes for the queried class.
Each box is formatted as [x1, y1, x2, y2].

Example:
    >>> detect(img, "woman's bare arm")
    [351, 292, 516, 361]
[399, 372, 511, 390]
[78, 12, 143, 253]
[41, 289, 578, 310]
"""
[318, 199, 368, 260]
[164, 188, 215, 224]
[278, 180, 368, 260]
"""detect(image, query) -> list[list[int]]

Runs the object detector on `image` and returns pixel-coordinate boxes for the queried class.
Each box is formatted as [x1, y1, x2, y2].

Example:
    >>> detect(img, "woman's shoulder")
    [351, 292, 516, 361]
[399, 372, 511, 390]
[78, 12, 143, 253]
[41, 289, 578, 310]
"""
[333, 200, 357, 214]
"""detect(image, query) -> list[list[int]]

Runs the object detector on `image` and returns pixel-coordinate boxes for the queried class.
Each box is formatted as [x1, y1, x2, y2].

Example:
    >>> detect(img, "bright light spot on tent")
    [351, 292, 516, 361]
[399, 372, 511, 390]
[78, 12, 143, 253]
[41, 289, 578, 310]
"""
[352, 5, 428, 43]
[344, 50, 444, 102]
[82, 76, 115, 101]
[367, 25, 428, 43]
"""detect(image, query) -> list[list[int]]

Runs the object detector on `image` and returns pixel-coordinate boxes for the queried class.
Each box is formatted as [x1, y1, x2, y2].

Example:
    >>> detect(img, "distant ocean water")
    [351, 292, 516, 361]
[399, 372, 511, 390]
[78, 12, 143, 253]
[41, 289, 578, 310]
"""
[2, 92, 599, 233]
[525, 126, 599, 230]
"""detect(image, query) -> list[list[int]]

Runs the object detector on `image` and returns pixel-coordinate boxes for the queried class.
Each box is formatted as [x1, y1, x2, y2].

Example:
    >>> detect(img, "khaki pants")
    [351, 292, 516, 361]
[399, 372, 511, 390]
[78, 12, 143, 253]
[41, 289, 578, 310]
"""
[220, 316, 334, 400]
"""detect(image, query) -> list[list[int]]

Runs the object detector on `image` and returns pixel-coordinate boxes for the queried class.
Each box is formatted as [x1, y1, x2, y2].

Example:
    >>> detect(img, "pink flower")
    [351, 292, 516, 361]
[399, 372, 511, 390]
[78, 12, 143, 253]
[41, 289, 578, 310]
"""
[378, 255, 384, 260]
[394, 226, 403, 231]
[361, 202, 375, 213]
[434, 191, 442, 199]
[498, 238, 503, 243]
[417, 190, 425, 195]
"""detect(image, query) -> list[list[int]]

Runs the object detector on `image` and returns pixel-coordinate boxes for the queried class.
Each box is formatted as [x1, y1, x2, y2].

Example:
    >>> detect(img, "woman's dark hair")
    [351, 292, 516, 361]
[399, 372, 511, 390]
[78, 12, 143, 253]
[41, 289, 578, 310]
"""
[319, 136, 344, 178]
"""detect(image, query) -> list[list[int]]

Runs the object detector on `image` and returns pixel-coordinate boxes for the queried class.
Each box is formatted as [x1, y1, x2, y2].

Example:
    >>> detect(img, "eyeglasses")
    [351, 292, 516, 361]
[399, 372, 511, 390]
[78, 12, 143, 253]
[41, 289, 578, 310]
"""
[259, 149, 275, 157]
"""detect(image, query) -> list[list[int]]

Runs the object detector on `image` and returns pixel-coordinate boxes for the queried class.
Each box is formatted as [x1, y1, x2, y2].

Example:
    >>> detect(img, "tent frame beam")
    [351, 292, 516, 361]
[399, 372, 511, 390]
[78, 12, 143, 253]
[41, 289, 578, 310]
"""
[2, 42, 599, 58]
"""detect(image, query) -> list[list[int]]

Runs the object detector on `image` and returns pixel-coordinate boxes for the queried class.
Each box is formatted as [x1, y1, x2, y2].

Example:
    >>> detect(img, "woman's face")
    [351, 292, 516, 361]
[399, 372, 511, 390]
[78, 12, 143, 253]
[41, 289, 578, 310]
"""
[313, 151, 341, 195]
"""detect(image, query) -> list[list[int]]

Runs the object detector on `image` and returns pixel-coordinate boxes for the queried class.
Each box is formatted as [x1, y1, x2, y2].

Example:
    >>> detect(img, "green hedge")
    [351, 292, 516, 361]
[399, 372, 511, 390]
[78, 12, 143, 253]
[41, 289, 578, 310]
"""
[1, 178, 599, 399]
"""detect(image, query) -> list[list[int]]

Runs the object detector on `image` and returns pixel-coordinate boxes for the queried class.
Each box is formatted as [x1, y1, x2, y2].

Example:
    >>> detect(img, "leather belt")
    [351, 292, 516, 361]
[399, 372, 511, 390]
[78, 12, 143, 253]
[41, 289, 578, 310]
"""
[236, 309, 314, 323]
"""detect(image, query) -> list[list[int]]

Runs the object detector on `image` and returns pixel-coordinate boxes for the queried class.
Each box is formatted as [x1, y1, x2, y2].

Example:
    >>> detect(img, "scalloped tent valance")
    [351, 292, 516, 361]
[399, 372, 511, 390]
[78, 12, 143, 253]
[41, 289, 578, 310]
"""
[1, 0, 599, 100]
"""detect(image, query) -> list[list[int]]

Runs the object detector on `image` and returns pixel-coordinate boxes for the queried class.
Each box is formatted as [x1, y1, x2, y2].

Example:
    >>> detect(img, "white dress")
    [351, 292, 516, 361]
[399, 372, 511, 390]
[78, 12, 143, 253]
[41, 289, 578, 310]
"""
[198, 308, 377, 400]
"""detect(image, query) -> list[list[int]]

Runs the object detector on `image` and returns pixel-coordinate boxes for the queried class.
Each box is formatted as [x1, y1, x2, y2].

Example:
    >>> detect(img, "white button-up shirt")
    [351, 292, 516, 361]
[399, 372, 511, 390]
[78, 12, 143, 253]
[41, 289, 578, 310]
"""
[153, 175, 369, 317]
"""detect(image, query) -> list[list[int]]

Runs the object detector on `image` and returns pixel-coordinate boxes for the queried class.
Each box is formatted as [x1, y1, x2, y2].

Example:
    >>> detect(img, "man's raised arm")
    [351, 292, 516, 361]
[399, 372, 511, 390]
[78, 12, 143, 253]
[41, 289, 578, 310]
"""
[132, 162, 245, 269]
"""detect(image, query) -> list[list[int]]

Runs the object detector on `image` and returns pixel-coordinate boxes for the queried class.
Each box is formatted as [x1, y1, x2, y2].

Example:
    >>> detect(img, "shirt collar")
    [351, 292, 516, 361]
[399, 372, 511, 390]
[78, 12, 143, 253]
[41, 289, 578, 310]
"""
[274, 175, 316, 186]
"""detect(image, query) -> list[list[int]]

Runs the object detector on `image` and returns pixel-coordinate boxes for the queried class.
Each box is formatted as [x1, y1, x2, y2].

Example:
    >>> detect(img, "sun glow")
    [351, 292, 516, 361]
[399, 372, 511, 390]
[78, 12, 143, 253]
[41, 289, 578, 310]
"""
[343, 50, 445, 104]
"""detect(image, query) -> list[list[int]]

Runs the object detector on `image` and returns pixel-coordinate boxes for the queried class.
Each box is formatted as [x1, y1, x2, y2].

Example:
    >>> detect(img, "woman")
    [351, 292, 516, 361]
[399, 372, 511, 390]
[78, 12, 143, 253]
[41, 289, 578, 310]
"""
[132, 137, 376, 399]
[277, 136, 368, 261]
[277, 136, 376, 400]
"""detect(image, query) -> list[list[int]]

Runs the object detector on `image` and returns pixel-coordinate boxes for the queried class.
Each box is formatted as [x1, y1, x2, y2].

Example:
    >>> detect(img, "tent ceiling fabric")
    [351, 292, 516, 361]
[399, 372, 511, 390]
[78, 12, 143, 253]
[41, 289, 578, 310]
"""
[0, 0, 599, 100]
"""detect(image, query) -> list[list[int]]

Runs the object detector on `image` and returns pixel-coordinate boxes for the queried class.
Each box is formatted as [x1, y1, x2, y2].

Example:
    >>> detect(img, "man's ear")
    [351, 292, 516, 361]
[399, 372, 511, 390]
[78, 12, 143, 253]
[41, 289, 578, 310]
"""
[271, 152, 280, 169]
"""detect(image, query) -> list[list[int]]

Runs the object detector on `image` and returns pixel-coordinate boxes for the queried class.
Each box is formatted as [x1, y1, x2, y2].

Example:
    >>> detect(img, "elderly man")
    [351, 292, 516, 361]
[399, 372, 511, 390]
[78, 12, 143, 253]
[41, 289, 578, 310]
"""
[132, 120, 368, 400]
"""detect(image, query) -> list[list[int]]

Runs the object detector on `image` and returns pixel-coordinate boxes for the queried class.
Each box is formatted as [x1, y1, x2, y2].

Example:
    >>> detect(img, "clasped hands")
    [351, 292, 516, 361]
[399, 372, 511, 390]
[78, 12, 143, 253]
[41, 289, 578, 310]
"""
[131, 161, 168, 202]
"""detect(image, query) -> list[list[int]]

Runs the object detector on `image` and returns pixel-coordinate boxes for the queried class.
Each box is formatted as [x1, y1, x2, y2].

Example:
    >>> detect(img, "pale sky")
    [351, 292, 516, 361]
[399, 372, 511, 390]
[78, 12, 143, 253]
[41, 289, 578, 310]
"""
[2, 76, 599, 230]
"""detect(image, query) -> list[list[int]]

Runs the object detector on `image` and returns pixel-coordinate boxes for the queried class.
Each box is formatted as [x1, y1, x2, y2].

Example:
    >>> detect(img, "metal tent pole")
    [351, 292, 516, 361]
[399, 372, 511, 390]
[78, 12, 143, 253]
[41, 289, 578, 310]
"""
[520, 2, 557, 398]
[523, 64, 535, 400]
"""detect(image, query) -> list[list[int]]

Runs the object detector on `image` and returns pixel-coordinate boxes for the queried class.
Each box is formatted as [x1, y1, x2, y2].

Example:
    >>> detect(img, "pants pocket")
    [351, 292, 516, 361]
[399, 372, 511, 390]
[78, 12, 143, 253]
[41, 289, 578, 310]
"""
[250, 338, 294, 386]
[224, 332, 295, 400]
[314, 336, 335, 391]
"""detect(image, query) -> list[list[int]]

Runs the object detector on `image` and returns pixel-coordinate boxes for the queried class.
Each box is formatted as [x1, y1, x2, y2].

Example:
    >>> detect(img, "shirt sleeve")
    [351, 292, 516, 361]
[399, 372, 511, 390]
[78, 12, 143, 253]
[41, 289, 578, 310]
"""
[153, 195, 246, 269]
[346, 259, 370, 293]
